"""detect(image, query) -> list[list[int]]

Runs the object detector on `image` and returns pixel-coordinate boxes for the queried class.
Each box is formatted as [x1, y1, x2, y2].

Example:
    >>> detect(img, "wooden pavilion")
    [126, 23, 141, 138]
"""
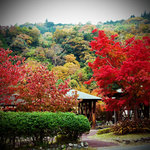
[1, 90, 102, 128]
[67, 89, 102, 128]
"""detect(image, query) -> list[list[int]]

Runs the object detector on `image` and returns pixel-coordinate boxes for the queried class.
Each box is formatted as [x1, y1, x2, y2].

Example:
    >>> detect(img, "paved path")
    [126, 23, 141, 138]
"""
[81, 129, 119, 148]
[81, 130, 150, 150]
[97, 144, 150, 150]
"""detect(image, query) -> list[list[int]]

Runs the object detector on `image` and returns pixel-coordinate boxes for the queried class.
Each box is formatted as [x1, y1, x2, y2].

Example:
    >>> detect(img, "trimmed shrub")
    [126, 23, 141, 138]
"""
[97, 128, 111, 135]
[56, 112, 90, 140]
[112, 119, 150, 135]
[0, 111, 90, 147]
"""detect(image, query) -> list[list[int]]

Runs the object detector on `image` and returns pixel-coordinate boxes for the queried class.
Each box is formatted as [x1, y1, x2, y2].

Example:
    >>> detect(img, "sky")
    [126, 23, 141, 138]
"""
[0, 0, 150, 26]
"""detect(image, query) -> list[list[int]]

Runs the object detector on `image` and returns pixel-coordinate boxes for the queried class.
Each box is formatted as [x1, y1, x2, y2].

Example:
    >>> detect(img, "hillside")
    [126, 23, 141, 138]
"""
[0, 13, 150, 94]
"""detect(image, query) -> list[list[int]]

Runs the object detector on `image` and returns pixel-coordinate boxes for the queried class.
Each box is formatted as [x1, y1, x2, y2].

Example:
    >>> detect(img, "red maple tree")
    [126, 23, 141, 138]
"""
[0, 48, 24, 108]
[17, 65, 78, 112]
[86, 30, 150, 115]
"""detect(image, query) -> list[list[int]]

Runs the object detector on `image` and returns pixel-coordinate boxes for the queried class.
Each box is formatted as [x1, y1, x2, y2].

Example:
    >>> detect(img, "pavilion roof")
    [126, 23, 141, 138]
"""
[67, 89, 102, 100]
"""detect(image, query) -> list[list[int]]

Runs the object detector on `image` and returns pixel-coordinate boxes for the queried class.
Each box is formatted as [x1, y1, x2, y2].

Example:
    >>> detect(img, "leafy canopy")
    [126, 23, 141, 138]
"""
[0, 48, 25, 107]
[18, 65, 78, 112]
[86, 29, 150, 111]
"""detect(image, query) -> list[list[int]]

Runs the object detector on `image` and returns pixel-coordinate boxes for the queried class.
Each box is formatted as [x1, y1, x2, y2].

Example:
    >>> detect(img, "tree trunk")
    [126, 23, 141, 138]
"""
[134, 105, 138, 120]
[127, 109, 130, 120]
[117, 111, 122, 121]
[143, 105, 149, 118]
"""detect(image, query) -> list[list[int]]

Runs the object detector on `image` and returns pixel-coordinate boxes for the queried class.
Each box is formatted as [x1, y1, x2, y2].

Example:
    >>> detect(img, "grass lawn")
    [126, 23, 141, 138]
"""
[89, 132, 150, 145]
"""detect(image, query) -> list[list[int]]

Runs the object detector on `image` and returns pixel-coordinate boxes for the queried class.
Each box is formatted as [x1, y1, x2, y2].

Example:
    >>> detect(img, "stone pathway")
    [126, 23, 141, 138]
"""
[81, 129, 119, 148]
[97, 144, 150, 150]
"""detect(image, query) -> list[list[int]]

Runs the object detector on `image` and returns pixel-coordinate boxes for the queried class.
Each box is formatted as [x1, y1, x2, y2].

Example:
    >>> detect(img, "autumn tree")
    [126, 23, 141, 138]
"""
[86, 29, 150, 119]
[62, 34, 89, 61]
[96, 101, 106, 121]
[53, 28, 90, 62]
[52, 54, 80, 80]
[10, 33, 32, 54]
[78, 24, 96, 33]
[17, 65, 78, 112]
[78, 24, 96, 41]
[52, 66, 69, 80]
[28, 27, 40, 46]
[49, 44, 65, 66]
[0, 25, 40, 54]
[0, 48, 24, 107]
[39, 32, 53, 48]
[23, 45, 64, 69]
[64, 54, 80, 74]
[52, 29, 70, 44]
[24, 59, 43, 70]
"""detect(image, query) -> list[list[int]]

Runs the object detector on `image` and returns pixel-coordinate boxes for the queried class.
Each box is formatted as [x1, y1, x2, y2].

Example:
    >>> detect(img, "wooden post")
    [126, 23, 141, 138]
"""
[114, 110, 117, 124]
[89, 101, 92, 122]
[92, 101, 96, 129]
[81, 102, 83, 114]
[85, 102, 87, 116]
[78, 103, 80, 114]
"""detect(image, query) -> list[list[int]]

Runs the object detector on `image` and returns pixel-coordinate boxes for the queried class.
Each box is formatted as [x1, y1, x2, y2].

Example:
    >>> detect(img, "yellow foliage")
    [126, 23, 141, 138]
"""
[24, 59, 42, 71]
[75, 83, 90, 94]
[103, 29, 118, 38]
[69, 79, 79, 88]
[83, 51, 96, 65]
[64, 54, 80, 66]
[52, 66, 69, 80]
[52, 54, 80, 80]
[65, 54, 76, 63]
[139, 24, 150, 33]
[124, 33, 134, 41]
[126, 17, 144, 23]
[96, 100, 106, 112]
[64, 62, 80, 75]
[78, 24, 96, 33]
[27, 40, 32, 44]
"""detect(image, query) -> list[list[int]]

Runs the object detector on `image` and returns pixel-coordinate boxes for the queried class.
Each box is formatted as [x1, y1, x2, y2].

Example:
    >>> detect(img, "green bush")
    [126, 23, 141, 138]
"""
[0, 111, 90, 147]
[97, 128, 111, 135]
[112, 119, 150, 135]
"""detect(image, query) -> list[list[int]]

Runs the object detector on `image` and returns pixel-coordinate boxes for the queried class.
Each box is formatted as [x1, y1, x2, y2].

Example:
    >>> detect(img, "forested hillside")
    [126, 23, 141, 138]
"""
[0, 13, 150, 95]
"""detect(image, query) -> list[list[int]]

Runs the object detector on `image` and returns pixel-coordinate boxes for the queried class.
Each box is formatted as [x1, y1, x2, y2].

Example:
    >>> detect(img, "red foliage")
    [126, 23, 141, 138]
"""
[86, 29, 150, 111]
[0, 48, 24, 106]
[17, 65, 78, 112]
[92, 28, 98, 33]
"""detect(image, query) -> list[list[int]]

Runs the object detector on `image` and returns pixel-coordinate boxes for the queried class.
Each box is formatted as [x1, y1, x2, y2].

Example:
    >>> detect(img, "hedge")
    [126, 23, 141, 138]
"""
[0, 111, 90, 146]
[97, 128, 111, 135]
